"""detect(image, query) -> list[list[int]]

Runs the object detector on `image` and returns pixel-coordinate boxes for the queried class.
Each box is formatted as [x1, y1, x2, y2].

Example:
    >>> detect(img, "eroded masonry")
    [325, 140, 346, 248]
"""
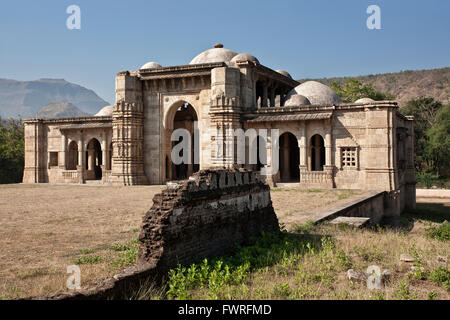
[23, 43, 415, 215]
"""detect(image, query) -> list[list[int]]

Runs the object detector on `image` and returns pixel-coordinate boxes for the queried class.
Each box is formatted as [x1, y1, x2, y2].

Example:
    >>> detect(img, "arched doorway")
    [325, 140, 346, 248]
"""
[67, 141, 78, 170]
[279, 132, 300, 182]
[170, 102, 199, 180]
[310, 134, 325, 171]
[86, 138, 102, 180]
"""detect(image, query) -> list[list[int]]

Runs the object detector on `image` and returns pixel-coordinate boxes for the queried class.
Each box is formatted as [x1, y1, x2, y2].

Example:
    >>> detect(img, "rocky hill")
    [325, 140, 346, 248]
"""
[35, 102, 92, 119]
[0, 78, 109, 118]
[301, 67, 449, 106]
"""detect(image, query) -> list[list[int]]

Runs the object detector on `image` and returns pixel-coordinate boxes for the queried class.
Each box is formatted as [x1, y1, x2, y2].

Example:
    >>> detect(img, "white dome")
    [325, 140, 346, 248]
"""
[284, 94, 311, 107]
[94, 105, 113, 117]
[140, 61, 162, 70]
[189, 44, 237, 65]
[276, 70, 292, 79]
[286, 81, 342, 105]
[230, 53, 259, 64]
[355, 97, 375, 103]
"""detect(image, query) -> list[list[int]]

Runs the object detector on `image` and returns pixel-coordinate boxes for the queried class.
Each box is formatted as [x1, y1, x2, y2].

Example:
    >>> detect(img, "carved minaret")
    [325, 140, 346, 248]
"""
[110, 71, 148, 185]
[209, 66, 242, 167]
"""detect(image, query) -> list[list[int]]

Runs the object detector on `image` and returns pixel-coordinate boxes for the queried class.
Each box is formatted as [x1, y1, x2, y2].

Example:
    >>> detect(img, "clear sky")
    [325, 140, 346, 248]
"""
[1, 0, 449, 105]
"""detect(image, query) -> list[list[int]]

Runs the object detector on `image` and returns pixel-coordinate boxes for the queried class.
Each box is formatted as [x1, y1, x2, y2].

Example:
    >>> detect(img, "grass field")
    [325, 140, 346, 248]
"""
[0, 184, 448, 300]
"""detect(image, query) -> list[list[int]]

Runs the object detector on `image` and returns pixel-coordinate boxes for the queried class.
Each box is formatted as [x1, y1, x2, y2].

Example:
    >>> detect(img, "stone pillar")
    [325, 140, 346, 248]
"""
[77, 138, 84, 183]
[269, 87, 275, 107]
[262, 84, 268, 108]
[325, 131, 332, 166]
[262, 132, 276, 187]
[60, 133, 66, 169]
[299, 123, 307, 184]
[299, 124, 307, 167]
[280, 94, 286, 107]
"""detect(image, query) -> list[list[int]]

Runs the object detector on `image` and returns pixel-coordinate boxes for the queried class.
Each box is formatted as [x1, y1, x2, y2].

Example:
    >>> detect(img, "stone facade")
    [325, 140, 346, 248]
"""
[22, 44, 415, 215]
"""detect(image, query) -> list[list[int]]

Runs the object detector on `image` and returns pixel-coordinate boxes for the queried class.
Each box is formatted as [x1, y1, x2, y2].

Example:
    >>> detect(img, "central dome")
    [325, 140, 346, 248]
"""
[286, 81, 342, 105]
[189, 44, 237, 65]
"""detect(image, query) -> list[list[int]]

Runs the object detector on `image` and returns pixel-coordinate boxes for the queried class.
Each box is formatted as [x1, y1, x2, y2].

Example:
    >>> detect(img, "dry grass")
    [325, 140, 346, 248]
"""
[0, 184, 163, 299]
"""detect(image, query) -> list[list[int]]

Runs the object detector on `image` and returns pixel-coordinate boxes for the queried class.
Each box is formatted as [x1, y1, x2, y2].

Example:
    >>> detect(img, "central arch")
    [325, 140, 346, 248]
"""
[279, 132, 300, 182]
[167, 101, 199, 181]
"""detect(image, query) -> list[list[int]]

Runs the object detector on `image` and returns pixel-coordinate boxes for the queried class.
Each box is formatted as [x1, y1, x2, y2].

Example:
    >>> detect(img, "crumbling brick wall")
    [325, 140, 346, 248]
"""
[138, 168, 280, 271]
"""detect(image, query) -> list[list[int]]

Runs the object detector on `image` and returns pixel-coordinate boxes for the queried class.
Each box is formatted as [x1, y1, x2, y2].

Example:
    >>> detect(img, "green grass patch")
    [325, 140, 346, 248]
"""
[73, 255, 102, 265]
[110, 238, 139, 267]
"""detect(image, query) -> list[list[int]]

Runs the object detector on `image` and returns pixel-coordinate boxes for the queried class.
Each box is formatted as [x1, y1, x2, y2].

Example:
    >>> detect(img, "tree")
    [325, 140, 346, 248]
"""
[330, 78, 395, 103]
[401, 97, 443, 173]
[0, 118, 24, 183]
[425, 104, 450, 177]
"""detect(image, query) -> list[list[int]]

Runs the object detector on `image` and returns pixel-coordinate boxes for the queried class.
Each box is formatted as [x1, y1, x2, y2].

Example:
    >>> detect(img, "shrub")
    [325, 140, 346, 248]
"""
[425, 221, 449, 241]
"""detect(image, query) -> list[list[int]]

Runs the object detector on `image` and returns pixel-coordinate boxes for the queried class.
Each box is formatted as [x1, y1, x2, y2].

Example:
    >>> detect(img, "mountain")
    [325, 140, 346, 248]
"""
[300, 67, 450, 106]
[0, 78, 109, 118]
[35, 102, 92, 119]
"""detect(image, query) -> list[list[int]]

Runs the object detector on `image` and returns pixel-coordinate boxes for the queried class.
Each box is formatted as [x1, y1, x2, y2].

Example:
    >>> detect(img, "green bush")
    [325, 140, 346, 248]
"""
[428, 267, 450, 291]
[425, 221, 450, 241]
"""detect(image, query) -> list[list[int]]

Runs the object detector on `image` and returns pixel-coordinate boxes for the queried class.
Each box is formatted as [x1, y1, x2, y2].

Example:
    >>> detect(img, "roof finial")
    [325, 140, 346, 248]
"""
[214, 43, 223, 48]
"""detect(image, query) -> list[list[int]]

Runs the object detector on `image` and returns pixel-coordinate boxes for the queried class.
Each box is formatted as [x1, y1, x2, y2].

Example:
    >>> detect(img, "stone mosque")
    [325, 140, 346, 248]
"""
[22, 43, 416, 215]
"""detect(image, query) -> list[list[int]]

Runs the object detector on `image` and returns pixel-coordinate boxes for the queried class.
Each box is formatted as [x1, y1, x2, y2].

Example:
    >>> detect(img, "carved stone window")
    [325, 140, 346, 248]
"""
[340, 147, 358, 169]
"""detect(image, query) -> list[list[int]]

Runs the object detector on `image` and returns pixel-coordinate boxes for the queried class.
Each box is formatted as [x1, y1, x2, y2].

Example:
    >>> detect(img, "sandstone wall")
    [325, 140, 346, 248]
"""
[138, 168, 280, 271]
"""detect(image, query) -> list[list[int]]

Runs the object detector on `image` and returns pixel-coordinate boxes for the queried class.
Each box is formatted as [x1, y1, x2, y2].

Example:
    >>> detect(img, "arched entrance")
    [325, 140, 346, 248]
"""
[86, 138, 102, 180]
[67, 141, 78, 170]
[170, 102, 199, 180]
[279, 132, 300, 182]
[309, 134, 325, 171]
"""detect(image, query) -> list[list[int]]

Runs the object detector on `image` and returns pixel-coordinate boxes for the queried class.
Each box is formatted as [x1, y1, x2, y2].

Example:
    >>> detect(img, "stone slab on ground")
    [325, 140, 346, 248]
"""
[328, 216, 371, 228]
[416, 189, 450, 198]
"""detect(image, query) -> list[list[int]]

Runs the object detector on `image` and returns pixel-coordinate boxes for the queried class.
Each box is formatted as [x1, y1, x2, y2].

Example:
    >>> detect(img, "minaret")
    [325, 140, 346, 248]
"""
[110, 71, 148, 185]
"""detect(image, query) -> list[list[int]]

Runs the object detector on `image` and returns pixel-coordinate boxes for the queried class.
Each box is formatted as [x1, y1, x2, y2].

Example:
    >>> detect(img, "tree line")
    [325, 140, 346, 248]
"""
[0, 118, 24, 183]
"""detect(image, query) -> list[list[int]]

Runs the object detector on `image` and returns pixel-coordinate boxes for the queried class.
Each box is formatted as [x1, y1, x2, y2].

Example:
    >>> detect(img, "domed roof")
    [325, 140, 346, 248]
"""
[286, 81, 342, 105]
[284, 94, 311, 107]
[275, 70, 292, 79]
[94, 105, 113, 117]
[140, 61, 162, 70]
[230, 53, 259, 64]
[354, 97, 375, 103]
[189, 43, 237, 65]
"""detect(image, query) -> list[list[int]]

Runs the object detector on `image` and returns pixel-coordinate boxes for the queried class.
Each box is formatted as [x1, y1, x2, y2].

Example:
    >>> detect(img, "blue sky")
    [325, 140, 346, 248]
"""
[1, 0, 449, 105]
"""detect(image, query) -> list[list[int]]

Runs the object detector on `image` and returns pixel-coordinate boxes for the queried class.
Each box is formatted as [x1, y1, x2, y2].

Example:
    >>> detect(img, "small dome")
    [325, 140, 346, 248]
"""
[189, 44, 237, 65]
[286, 81, 342, 105]
[284, 94, 311, 107]
[230, 53, 259, 64]
[276, 70, 292, 79]
[94, 105, 113, 117]
[140, 61, 162, 70]
[354, 97, 375, 103]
